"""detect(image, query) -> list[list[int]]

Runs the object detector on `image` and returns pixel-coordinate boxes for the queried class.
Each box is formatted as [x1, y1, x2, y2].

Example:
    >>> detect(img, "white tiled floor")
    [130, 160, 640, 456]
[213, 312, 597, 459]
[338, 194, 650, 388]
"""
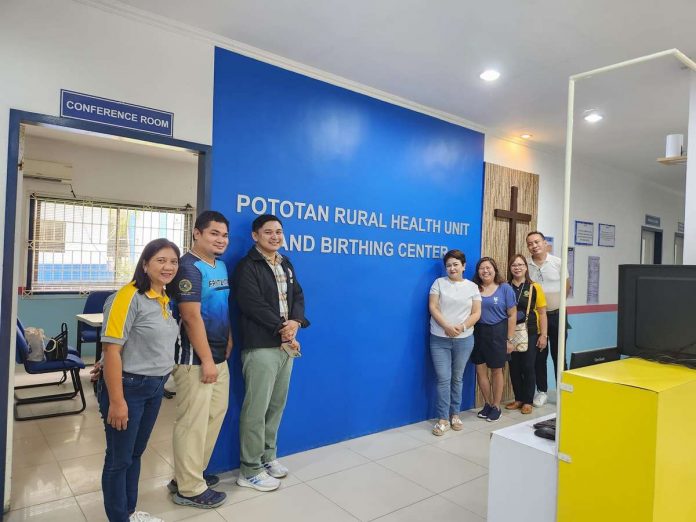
[7, 367, 555, 521]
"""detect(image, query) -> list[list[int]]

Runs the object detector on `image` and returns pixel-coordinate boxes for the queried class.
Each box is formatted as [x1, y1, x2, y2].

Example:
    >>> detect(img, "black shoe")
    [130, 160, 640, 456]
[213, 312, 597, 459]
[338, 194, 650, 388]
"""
[163, 389, 176, 399]
[477, 403, 492, 419]
[534, 426, 556, 440]
[486, 406, 502, 422]
[533, 417, 556, 430]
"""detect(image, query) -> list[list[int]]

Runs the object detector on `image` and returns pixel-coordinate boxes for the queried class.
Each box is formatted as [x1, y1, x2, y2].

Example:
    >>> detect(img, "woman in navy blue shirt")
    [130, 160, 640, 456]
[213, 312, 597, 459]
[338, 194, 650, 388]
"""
[471, 257, 517, 422]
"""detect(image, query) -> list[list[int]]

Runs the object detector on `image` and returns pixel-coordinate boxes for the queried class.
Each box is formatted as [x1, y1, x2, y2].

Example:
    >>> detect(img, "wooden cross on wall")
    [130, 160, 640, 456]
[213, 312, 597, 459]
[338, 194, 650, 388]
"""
[494, 186, 532, 269]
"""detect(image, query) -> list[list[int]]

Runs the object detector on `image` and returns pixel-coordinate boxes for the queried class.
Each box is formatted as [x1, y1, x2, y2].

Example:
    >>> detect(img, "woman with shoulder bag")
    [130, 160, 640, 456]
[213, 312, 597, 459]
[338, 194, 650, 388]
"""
[506, 254, 548, 414]
[98, 238, 181, 522]
[428, 249, 482, 436]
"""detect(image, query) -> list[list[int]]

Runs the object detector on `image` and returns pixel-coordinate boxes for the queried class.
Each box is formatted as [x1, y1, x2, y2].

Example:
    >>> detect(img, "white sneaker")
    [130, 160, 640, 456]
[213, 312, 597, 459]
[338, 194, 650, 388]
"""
[263, 459, 289, 478]
[533, 391, 548, 407]
[129, 512, 163, 522]
[237, 470, 281, 491]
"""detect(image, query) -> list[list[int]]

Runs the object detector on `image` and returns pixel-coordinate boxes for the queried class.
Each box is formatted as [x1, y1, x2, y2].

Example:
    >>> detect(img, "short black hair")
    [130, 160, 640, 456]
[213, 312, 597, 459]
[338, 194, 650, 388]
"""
[526, 230, 545, 241]
[252, 214, 283, 232]
[132, 238, 181, 296]
[443, 249, 466, 265]
[195, 210, 229, 232]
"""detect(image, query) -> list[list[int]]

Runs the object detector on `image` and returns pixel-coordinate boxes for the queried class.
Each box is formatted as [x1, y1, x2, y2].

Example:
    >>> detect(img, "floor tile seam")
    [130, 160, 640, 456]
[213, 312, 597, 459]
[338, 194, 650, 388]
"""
[293, 456, 373, 483]
[395, 429, 434, 444]
[434, 492, 487, 520]
[349, 440, 431, 462]
[9, 487, 75, 511]
[7, 494, 76, 514]
[372, 446, 490, 495]
[430, 444, 489, 469]
[437, 469, 489, 495]
[148, 440, 174, 465]
[301, 480, 363, 521]
[365, 492, 439, 521]
[52, 447, 107, 464]
[369, 458, 444, 496]
[217, 479, 305, 509]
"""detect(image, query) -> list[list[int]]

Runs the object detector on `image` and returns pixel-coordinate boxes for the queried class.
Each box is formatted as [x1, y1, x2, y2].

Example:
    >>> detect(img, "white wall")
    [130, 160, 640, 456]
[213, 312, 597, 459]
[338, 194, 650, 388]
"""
[0, 0, 214, 508]
[485, 135, 686, 306]
[23, 136, 198, 206]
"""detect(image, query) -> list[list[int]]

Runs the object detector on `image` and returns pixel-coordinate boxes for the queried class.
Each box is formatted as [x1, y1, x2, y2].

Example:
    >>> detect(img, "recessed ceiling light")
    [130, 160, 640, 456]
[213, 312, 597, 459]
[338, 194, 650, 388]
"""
[520, 133, 533, 140]
[584, 111, 603, 123]
[480, 69, 501, 82]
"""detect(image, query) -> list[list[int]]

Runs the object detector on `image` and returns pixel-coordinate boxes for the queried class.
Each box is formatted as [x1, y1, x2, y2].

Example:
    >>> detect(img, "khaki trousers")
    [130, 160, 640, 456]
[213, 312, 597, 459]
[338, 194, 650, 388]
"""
[172, 362, 229, 496]
[239, 347, 293, 478]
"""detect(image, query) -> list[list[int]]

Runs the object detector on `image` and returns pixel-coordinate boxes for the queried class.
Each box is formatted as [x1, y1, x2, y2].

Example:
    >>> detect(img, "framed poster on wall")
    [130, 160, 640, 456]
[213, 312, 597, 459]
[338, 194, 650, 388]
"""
[575, 220, 594, 246]
[598, 223, 615, 247]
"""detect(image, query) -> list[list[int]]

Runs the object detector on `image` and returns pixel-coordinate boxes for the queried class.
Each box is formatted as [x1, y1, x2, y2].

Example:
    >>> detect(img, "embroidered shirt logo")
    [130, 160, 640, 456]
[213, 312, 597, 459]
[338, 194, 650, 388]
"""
[178, 279, 193, 293]
[493, 296, 499, 304]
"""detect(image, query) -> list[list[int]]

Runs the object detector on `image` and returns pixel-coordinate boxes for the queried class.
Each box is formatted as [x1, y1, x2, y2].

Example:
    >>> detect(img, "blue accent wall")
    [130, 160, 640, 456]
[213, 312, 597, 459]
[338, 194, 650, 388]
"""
[209, 48, 485, 472]
[545, 312, 618, 390]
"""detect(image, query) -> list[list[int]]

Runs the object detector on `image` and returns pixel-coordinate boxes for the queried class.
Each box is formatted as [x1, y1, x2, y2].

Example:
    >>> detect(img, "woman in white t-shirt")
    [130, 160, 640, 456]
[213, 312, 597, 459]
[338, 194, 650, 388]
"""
[428, 249, 482, 436]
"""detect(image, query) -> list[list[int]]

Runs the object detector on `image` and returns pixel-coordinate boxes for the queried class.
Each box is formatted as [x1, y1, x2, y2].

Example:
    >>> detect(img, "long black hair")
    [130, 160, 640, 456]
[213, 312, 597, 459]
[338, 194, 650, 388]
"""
[132, 238, 181, 296]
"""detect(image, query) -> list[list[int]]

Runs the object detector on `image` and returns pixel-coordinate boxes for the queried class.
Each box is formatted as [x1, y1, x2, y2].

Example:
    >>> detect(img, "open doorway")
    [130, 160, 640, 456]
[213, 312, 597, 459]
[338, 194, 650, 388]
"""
[1, 110, 211, 511]
[640, 226, 663, 264]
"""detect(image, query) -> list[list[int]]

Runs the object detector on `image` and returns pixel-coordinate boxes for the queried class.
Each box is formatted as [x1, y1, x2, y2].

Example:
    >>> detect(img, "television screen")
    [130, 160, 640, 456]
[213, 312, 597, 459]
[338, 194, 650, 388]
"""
[618, 264, 696, 368]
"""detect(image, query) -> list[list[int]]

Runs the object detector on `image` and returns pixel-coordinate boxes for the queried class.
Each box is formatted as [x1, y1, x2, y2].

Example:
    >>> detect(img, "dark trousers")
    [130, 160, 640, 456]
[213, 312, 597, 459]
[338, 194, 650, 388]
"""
[98, 373, 167, 522]
[535, 311, 568, 392]
[509, 333, 538, 404]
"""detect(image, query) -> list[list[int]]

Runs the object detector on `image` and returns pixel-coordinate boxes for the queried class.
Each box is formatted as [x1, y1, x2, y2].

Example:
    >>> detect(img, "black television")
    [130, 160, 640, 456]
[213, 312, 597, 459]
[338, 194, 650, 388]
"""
[618, 264, 696, 368]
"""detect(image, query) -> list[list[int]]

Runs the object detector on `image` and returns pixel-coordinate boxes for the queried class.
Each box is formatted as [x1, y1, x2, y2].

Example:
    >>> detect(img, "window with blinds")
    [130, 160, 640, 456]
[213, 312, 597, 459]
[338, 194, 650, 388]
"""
[27, 195, 193, 293]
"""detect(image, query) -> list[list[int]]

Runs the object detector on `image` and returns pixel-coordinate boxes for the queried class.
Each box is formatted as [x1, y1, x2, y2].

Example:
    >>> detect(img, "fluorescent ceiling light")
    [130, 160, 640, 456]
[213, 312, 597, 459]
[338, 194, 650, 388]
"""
[480, 69, 501, 82]
[584, 111, 603, 123]
[520, 133, 532, 139]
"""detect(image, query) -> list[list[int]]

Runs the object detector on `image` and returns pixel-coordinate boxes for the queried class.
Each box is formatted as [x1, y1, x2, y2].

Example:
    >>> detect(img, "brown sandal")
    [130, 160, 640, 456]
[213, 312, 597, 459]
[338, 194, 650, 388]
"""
[505, 401, 523, 410]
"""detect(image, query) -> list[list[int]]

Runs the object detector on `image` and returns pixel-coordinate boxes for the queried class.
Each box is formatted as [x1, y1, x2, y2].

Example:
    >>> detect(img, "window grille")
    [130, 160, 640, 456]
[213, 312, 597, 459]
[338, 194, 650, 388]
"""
[27, 195, 193, 293]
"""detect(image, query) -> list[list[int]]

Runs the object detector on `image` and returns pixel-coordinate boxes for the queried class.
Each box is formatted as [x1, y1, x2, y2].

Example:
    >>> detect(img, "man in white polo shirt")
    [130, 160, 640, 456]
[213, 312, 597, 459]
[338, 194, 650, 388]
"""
[526, 231, 570, 407]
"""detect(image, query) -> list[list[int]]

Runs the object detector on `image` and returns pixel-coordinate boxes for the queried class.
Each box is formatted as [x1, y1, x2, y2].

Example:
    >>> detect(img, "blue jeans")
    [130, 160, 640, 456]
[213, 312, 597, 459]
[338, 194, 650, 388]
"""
[98, 373, 168, 522]
[430, 334, 475, 419]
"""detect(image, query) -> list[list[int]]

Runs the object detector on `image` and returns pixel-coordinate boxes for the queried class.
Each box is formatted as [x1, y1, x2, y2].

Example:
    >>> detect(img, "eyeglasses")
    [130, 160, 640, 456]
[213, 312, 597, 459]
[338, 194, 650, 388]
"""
[510, 263, 526, 268]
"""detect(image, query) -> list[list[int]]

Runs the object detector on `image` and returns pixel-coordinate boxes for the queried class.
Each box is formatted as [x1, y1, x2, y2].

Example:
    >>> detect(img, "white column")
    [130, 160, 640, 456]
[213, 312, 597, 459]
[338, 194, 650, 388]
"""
[684, 72, 696, 263]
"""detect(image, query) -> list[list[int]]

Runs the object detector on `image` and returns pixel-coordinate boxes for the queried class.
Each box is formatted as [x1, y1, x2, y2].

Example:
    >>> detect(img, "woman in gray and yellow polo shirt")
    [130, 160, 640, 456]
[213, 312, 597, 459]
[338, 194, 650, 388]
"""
[98, 238, 180, 522]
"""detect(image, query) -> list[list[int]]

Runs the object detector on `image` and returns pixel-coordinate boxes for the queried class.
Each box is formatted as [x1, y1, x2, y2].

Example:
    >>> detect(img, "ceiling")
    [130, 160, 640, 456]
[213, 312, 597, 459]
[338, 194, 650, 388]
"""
[112, 0, 696, 190]
[24, 124, 198, 164]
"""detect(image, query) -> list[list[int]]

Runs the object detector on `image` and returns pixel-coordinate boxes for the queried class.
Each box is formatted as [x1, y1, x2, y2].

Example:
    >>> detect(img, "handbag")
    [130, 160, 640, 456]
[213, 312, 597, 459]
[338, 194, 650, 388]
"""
[511, 284, 533, 352]
[44, 323, 69, 361]
[23, 327, 47, 362]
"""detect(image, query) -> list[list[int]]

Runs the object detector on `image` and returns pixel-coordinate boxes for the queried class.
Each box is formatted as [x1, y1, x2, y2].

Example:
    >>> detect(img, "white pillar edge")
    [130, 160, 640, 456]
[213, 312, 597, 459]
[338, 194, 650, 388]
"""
[556, 48, 696, 512]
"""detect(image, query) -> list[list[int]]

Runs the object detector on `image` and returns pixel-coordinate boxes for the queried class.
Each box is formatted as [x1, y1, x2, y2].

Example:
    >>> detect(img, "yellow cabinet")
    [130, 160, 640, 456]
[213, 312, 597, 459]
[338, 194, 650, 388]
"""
[558, 358, 696, 522]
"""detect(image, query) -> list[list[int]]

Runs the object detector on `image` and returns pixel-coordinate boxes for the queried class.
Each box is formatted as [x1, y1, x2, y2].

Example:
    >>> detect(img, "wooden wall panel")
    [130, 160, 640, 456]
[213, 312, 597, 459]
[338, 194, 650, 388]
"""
[475, 162, 539, 408]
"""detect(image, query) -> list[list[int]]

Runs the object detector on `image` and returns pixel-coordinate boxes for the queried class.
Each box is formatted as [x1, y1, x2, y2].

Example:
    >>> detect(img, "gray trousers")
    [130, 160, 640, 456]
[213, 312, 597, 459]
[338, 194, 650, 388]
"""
[239, 347, 294, 477]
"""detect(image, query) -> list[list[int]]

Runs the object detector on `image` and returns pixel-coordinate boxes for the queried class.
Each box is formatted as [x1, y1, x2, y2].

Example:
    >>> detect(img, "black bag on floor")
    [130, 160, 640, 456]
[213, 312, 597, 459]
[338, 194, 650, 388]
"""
[44, 323, 69, 361]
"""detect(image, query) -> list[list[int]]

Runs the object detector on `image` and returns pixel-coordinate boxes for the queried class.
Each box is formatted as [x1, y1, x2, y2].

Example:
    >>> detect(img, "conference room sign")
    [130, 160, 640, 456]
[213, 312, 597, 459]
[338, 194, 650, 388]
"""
[60, 89, 174, 137]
